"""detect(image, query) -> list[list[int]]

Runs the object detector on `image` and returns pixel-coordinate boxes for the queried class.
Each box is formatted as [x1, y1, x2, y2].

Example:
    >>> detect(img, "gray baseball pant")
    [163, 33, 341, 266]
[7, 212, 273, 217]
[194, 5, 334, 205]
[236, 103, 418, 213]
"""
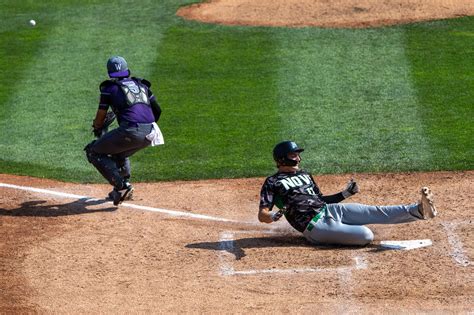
[89, 123, 153, 189]
[302, 203, 421, 246]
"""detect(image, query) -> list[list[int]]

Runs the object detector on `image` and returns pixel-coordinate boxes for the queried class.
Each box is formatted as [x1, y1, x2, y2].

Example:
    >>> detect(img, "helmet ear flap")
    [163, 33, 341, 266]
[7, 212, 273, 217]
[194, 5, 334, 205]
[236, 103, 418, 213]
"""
[275, 157, 286, 167]
[282, 156, 299, 167]
[273, 141, 304, 166]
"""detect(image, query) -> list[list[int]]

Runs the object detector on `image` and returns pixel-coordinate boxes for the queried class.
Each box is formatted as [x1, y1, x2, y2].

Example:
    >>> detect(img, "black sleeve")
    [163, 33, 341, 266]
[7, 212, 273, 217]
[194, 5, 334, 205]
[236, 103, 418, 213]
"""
[98, 80, 114, 111]
[137, 77, 161, 122]
[321, 192, 345, 204]
[259, 177, 275, 211]
[150, 98, 162, 122]
[309, 174, 345, 204]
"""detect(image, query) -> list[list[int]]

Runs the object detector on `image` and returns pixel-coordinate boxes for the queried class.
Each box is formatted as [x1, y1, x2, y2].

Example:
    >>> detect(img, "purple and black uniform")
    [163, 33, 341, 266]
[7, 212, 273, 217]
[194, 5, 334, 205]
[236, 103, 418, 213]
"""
[260, 169, 423, 245]
[86, 76, 162, 191]
[99, 77, 161, 125]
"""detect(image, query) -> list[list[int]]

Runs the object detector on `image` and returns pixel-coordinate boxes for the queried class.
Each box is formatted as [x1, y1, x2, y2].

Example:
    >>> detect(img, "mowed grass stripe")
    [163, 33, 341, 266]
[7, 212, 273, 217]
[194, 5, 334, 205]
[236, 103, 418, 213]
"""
[1, 2, 472, 182]
[272, 28, 432, 174]
[404, 17, 474, 170]
[135, 24, 281, 180]
[0, 4, 51, 148]
[0, 3, 65, 178]
[0, 1, 173, 182]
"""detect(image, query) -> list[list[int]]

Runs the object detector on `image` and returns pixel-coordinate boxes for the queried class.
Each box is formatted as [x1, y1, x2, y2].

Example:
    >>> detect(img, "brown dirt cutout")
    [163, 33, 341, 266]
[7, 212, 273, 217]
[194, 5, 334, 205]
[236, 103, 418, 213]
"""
[177, 0, 474, 28]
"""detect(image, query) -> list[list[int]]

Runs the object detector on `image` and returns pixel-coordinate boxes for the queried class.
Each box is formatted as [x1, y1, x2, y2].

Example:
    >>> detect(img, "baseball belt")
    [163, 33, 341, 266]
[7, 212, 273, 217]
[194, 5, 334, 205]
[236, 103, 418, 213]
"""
[306, 205, 326, 232]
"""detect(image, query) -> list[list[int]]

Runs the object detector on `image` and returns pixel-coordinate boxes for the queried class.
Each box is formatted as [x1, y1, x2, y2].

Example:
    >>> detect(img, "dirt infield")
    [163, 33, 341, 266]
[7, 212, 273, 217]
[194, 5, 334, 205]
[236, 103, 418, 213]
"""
[177, 0, 474, 28]
[1, 1, 473, 313]
[0, 171, 472, 312]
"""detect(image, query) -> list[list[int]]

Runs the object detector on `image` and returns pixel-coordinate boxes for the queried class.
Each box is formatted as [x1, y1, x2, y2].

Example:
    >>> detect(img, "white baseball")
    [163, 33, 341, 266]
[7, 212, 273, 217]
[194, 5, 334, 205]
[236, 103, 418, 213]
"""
[29, 19, 36, 26]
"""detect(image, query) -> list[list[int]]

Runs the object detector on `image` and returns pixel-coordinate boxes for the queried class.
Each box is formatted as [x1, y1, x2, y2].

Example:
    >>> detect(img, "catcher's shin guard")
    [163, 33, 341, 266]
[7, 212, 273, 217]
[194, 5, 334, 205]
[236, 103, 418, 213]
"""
[113, 156, 131, 179]
[84, 143, 123, 188]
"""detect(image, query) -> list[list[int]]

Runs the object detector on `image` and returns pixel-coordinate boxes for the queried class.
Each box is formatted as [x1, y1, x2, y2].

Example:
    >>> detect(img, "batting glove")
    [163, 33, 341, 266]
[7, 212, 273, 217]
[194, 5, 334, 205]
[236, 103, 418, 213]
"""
[271, 210, 284, 222]
[342, 179, 359, 198]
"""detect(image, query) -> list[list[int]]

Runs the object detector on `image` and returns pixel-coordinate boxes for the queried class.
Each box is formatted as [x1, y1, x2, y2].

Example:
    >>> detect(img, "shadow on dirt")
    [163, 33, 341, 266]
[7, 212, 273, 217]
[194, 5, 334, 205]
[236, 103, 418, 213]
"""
[186, 235, 369, 260]
[0, 199, 117, 217]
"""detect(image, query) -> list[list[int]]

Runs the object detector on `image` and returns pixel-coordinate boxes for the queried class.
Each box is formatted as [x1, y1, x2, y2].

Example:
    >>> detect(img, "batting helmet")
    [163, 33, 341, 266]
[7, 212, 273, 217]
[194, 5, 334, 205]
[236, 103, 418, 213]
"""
[107, 56, 130, 78]
[273, 141, 304, 166]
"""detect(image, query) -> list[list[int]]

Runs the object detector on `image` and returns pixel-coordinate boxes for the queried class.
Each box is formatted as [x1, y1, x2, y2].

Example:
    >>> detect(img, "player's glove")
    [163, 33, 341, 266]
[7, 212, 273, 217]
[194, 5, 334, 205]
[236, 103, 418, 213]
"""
[342, 179, 359, 198]
[92, 111, 116, 138]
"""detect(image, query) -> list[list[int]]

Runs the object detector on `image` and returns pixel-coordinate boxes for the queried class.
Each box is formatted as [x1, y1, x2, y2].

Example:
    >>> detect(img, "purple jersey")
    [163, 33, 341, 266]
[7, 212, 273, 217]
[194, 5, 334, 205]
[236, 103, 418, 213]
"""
[259, 170, 327, 232]
[99, 78, 156, 125]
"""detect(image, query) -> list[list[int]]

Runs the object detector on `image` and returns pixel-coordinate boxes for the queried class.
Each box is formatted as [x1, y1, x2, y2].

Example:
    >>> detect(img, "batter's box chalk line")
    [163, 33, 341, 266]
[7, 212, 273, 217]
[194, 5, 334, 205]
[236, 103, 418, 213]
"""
[441, 221, 472, 267]
[3, 182, 470, 269]
[218, 230, 368, 276]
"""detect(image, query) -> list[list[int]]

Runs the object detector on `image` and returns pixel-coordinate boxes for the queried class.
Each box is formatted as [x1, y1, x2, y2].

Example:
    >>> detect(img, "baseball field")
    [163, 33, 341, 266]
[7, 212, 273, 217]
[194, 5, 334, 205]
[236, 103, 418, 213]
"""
[1, 0, 473, 313]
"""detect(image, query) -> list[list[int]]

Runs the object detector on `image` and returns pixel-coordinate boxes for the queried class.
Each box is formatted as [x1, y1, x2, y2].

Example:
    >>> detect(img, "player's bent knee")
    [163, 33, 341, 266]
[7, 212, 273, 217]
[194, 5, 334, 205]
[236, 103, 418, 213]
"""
[359, 227, 374, 245]
[84, 141, 98, 164]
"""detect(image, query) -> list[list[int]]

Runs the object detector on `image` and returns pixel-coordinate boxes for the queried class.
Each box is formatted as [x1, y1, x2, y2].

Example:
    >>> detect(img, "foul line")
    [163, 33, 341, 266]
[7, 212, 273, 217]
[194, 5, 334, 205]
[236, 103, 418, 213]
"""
[0, 182, 239, 223]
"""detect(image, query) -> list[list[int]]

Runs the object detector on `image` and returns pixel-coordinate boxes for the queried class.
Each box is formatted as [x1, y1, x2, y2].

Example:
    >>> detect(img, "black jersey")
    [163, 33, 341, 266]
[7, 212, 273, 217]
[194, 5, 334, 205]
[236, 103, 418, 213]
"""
[259, 169, 344, 232]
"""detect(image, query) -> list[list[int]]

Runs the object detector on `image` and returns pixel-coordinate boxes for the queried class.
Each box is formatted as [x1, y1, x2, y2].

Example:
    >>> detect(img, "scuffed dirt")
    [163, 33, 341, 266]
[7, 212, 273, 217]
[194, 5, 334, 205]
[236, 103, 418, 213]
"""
[0, 171, 473, 312]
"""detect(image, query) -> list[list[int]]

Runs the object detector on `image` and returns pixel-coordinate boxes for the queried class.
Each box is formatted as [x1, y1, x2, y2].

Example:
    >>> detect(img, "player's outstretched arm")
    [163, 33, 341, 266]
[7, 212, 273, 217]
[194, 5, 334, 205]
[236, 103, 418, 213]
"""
[258, 207, 278, 223]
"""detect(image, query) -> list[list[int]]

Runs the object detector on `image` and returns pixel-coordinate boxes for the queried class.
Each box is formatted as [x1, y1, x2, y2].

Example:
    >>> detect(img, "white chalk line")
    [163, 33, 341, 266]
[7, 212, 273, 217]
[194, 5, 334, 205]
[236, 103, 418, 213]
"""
[218, 231, 237, 276]
[4, 182, 469, 270]
[0, 182, 240, 223]
[218, 230, 367, 276]
[441, 221, 472, 267]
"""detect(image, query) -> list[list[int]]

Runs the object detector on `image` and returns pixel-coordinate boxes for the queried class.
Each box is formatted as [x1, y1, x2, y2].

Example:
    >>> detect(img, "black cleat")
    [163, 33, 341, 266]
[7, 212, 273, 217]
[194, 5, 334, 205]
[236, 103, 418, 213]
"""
[108, 186, 134, 202]
[109, 184, 134, 206]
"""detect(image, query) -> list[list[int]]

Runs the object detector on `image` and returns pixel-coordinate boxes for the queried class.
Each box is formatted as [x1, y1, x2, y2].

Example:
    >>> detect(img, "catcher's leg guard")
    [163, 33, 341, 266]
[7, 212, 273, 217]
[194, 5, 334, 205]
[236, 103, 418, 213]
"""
[113, 156, 131, 180]
[107, 156, 133, 201]
[85, 142, 123, 188]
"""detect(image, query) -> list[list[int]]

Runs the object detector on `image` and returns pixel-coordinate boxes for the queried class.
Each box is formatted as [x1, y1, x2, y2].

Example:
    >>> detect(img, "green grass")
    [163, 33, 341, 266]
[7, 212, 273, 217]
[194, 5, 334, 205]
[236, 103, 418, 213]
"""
[405, 18, 474, 170]
[271, 27, 431, 173]
[0, 1, 472, 183]
[135, 25, 281, 180]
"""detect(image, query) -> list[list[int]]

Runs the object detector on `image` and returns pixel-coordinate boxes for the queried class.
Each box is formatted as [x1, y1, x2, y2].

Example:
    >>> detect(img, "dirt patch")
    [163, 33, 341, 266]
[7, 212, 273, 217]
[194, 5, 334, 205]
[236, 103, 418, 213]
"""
[177, 0, 474, 28]
[0, 171, 473, 312]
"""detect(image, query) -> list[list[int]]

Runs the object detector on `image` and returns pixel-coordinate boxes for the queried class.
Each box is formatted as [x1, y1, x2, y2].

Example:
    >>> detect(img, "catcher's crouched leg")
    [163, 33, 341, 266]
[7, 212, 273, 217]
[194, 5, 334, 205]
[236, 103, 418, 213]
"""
[84, 141, 124, 189]
[113, 157, 131, 180]
[110, 156, 133, 201]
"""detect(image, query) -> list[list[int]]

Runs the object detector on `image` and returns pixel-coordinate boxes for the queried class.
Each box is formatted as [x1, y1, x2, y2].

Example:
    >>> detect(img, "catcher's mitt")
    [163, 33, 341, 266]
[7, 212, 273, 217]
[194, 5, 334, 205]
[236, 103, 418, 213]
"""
[93, 111, 116, 138]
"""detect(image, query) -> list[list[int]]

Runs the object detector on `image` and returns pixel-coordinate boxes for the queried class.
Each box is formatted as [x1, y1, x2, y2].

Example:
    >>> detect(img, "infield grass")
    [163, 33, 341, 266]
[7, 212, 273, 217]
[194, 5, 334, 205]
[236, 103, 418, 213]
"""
[272, 28, 432, 173]
[0, 1, 472, 182]
[405, 19, 474, 170]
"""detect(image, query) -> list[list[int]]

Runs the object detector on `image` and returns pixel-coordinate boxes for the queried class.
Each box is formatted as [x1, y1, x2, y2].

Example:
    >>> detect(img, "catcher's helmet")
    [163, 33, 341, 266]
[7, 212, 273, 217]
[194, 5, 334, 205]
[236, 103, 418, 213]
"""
[107, 56, 130, 78]
[273, 141, 304, 166]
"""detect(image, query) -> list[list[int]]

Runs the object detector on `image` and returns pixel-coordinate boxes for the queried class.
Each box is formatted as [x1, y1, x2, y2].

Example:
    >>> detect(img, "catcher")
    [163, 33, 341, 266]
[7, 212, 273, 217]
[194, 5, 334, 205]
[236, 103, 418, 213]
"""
[258, 141, 438, 246]
[85, 56, 163, 206]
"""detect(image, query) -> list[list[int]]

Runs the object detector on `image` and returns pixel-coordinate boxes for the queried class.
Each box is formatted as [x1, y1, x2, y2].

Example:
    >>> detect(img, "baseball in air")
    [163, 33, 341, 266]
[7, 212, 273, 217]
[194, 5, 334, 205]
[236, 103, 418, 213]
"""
[29, 19, 36, 26]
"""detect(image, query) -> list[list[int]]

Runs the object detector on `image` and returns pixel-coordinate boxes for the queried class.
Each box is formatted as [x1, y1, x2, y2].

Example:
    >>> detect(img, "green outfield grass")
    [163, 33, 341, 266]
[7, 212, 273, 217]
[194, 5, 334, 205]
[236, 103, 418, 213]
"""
[0, 1, 472, 183]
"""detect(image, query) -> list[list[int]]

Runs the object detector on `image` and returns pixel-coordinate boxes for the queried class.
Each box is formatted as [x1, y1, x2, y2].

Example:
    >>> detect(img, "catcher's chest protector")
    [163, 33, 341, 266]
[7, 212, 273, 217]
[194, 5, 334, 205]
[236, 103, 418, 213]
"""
[118, 80, 150, 107]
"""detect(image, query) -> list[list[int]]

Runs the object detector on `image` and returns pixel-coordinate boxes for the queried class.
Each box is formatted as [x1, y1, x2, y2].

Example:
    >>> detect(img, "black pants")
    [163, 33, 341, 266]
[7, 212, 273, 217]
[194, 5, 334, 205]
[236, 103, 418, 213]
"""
[89, 123, 153, 189]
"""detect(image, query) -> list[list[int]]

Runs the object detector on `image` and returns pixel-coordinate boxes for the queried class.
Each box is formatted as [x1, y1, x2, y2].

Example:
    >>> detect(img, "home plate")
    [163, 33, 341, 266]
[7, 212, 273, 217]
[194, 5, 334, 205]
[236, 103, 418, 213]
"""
[379, 239, 432, 250]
